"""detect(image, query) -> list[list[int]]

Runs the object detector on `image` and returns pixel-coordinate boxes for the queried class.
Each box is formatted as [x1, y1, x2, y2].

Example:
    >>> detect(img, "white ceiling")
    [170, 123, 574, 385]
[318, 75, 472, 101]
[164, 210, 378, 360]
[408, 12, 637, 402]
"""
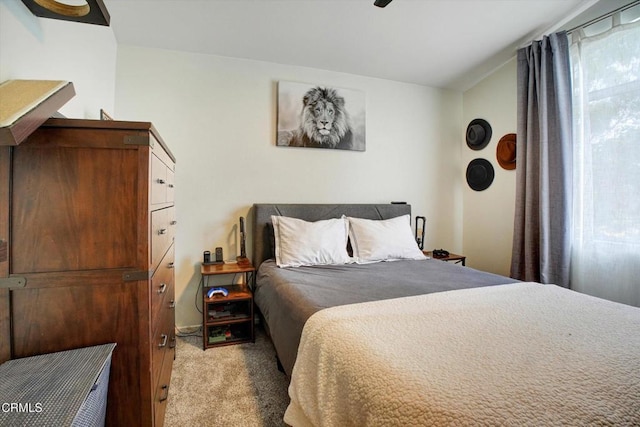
[104, 0, 606, 91]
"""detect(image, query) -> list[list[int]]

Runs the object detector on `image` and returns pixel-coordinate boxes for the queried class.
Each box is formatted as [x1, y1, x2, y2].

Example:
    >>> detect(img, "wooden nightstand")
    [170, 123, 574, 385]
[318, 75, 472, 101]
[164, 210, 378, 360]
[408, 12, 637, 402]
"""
[424, 251, 466, 266]
[201, 262, 255, 350]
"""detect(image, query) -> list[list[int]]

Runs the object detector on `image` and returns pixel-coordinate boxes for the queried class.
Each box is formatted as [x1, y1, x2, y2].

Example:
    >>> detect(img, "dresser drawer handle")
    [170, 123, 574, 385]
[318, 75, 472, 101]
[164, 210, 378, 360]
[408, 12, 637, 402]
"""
[170, 220, 177, 225]
[159, 385, 169, 402]
[167, 262, 174, 269]
[169, 300, 176, 308]
[168, 184, 174, 188]
[157, 178, 166, 184]
[158, 283, 167, 294]
[158, 228, 167, 235]
[159, 334, 168, 348]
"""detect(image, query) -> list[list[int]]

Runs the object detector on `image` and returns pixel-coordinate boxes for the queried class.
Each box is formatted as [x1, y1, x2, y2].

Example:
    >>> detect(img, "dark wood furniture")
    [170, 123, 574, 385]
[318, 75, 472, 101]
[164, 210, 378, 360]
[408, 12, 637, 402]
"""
[0, 118, 176, 426]
[201, 262, 255, 349]
[424, 251, 466, 266]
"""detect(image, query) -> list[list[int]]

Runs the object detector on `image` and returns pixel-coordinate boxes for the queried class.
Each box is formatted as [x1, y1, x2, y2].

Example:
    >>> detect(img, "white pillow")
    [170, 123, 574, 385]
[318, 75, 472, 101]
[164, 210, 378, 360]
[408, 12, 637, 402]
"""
[347, 214, 427, 263]
[271, 215, 352, 268]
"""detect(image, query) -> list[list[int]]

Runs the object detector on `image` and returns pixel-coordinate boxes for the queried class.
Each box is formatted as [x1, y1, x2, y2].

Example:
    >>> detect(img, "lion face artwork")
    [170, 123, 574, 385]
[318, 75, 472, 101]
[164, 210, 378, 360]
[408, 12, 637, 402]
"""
[297, 87, 352, 149]
[277, 82, 365, 151]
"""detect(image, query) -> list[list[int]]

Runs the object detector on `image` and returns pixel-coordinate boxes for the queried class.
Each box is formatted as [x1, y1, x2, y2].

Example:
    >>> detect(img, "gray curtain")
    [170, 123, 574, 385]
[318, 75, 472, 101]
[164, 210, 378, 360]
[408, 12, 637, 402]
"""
[511, 31, 572, 287]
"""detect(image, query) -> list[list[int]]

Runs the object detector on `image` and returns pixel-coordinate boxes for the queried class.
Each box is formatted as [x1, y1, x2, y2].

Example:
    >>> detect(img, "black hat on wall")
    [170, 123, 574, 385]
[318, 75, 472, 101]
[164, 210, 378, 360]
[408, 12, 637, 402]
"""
[466, 158, 495, 191]
[466, 119, 492, 150]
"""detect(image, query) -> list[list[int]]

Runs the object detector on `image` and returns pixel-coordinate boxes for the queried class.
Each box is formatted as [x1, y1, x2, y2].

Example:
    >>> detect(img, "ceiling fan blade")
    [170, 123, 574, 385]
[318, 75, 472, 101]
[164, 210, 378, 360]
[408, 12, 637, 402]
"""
[374, 0, 393, 8]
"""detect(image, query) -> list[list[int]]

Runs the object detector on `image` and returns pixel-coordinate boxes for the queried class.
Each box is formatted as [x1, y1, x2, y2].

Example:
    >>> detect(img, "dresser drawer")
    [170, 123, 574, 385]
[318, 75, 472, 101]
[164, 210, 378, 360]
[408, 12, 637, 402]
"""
[150, 207, 175, 272]
[166, 169, 175, 203]
[151, 148, 175, 207]
[151, 153, 168, 206]
[153, 344, 174, 427]
[151, 301, 175, 396]
[150, 244, 174, 330]
[168, 206, 177, 243]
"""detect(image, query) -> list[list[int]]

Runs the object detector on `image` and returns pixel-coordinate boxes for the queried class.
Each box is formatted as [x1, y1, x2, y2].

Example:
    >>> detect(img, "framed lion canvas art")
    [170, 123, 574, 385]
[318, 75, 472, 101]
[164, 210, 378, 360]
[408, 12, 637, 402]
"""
[277, 81, 366, 151]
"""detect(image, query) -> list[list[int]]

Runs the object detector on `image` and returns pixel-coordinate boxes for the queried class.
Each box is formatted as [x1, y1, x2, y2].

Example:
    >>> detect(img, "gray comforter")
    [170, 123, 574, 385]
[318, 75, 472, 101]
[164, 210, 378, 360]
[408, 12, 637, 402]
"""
[254, 258, 518, 376]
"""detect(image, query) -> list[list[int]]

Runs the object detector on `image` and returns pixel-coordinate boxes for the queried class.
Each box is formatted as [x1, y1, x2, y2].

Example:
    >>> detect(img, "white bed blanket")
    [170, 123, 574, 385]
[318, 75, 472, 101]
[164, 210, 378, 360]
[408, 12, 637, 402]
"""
[284, 282, 640, 426]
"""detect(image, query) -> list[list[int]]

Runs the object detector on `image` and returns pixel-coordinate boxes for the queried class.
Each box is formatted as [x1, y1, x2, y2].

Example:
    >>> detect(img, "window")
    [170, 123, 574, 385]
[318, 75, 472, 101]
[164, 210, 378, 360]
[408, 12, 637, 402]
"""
[570, 8, 640, 306]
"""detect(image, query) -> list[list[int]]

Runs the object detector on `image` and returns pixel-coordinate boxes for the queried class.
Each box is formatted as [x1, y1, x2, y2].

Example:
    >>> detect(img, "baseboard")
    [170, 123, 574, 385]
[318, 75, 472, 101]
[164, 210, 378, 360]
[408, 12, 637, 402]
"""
[175, 324, 201, 336]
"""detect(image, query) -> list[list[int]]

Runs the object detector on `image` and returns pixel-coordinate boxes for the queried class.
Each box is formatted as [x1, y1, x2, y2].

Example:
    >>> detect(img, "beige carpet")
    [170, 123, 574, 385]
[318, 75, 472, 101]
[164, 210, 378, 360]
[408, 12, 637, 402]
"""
[165, 327, 290, 426]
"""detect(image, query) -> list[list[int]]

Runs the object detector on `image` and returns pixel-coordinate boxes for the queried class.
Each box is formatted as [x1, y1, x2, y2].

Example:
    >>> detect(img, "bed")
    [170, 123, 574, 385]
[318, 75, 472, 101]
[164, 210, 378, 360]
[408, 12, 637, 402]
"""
[251, 203, 640, 426]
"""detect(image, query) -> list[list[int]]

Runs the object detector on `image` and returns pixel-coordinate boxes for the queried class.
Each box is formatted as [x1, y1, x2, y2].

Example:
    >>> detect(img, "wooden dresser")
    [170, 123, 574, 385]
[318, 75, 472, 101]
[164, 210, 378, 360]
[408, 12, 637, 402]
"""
[0, 118, 176, 426]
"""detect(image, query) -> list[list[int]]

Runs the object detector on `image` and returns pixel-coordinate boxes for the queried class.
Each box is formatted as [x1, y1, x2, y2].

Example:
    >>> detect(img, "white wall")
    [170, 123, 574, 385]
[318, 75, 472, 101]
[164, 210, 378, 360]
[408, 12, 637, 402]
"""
[462, 58, 518, 277]
[115, 45, 463, 327]
[0, 0, 117, 118]
[1, 0, 517, 326]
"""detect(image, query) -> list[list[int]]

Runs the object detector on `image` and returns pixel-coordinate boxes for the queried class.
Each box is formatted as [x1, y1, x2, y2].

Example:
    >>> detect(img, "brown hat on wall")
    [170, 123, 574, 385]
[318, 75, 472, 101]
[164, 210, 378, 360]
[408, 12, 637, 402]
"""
[496, 133, 517, 170]
[466, 118, 492, 150]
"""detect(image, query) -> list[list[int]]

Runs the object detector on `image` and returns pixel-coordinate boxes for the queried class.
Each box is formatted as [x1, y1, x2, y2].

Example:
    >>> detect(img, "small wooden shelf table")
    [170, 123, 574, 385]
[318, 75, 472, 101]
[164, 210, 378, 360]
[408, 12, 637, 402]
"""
[201, 261, 255, 350]
[424, 251, 466, 266]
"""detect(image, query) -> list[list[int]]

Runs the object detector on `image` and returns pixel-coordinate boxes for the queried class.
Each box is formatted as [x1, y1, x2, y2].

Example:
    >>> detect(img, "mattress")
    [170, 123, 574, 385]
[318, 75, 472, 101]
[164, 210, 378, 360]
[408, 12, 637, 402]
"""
[254, 258, 518, 376]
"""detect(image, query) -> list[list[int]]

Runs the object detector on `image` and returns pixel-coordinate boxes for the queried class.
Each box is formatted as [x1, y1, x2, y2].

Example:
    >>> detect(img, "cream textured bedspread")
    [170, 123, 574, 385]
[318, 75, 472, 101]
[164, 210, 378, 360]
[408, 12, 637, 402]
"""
[284, 282, 640, 426]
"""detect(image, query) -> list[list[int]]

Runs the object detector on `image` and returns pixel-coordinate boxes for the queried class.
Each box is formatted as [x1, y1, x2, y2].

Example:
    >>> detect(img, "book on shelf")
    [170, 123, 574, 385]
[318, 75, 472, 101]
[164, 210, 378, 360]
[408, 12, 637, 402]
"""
[208, 313, 249, 323]
[208, 335, 226, 344]
[232, 313, 249, 319]
[209, 326, 231, 338]
[209, 310, 231, 318]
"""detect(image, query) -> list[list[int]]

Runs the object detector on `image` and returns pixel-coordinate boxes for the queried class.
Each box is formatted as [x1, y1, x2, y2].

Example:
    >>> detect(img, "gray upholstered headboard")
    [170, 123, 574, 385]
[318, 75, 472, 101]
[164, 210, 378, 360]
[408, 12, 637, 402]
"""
[251, 203, 412, 269]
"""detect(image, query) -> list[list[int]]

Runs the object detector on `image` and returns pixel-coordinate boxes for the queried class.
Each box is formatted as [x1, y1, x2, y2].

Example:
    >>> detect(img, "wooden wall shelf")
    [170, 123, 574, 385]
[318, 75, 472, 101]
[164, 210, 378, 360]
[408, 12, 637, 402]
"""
[0, 80, 75, 146]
